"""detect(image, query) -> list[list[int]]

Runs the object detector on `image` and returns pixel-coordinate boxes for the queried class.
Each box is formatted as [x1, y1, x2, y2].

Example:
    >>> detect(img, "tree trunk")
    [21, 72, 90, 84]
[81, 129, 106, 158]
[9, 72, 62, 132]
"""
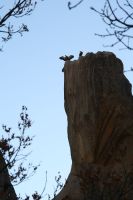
[55, 52, 133, 200]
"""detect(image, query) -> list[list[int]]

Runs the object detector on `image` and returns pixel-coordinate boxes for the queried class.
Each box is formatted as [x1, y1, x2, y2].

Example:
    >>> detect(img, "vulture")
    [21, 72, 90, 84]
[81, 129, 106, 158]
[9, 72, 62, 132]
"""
[59, 55, 74, 61]
[79, 51, 83, 57]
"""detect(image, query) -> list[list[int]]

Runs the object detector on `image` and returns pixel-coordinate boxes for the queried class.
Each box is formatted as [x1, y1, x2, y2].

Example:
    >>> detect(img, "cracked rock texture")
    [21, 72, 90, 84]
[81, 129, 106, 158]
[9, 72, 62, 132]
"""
[55, 52, 133, 200]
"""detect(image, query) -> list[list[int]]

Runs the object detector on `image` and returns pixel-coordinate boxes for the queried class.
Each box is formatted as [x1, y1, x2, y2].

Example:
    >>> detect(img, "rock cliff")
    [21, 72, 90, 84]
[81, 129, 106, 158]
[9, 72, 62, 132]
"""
[56, 52, 133, 200]
[0, 151, 17, 200]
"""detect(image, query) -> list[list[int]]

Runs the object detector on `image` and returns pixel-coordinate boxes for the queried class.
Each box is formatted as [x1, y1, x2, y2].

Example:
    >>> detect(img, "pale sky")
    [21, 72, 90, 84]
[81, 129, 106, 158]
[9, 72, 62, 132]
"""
[0, 0, 133, 198]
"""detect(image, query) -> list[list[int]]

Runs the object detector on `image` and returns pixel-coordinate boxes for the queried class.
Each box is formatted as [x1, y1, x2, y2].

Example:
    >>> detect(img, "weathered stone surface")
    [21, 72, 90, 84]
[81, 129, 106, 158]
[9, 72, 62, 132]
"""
[0, 151, 17, 200]
[55, 52, 133, 200]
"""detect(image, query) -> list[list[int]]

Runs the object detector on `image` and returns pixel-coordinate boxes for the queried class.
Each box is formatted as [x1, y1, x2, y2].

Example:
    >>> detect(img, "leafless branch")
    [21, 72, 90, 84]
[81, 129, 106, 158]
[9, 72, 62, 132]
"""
[124, 67, 133, 72]
[68, 0, 84, 10]
[0, 106, 39, 186]
[91, 0, 133, 50]
[0, 0, 37, 48]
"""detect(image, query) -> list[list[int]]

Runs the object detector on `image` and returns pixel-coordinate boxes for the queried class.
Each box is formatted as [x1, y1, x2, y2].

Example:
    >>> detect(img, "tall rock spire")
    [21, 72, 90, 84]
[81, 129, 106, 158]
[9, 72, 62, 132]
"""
[56, 52, 133, 200]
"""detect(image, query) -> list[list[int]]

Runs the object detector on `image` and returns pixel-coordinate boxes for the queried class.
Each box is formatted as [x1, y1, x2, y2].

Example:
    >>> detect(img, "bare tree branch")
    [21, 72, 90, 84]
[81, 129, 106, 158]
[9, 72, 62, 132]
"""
[0, 0, 37, 49]
[68, 0, 84, 10]
[91, 0, 133, 50]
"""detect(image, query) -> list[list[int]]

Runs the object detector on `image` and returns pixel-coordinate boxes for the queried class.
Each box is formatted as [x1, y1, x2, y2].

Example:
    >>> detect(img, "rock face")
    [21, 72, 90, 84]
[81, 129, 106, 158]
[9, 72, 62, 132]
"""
[56, 52, 133, 200]
[0, 151, 17, 200]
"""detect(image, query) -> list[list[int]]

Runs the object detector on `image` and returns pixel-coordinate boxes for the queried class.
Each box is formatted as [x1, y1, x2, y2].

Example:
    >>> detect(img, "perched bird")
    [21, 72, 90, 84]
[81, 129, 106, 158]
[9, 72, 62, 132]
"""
[79, 51, 83, 57]
[59, 55, 74, 61]
[59, 54, 74, 72]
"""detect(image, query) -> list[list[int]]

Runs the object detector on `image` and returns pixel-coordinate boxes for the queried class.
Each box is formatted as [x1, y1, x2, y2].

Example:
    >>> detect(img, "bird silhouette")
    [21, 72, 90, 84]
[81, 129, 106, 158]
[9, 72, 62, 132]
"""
[59, 55, 74, 61]
[79, 51, 83, 57]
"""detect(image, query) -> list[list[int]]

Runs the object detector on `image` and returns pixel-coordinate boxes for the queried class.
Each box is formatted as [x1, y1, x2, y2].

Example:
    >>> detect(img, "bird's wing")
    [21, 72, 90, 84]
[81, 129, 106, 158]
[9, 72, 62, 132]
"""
[59, 56, 65, 60]
[69, 55, 74, 59]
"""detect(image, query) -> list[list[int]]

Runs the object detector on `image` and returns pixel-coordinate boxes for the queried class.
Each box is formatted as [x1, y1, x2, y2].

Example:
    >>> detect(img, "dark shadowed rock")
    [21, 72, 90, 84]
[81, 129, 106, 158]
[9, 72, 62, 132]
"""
[55, 52, 133, 200]
[0, 151, 17, 200]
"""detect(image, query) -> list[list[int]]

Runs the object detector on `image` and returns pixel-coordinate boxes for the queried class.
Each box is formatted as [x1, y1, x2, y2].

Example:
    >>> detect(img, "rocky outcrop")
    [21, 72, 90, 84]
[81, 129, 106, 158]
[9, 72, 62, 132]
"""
[56, 52, 133, 200]
[0, 151, 17, 200]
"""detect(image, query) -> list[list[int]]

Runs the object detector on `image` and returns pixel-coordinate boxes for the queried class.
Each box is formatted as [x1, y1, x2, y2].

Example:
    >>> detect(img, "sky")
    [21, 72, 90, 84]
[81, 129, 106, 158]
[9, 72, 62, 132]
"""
[0, 0, 133, 198]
